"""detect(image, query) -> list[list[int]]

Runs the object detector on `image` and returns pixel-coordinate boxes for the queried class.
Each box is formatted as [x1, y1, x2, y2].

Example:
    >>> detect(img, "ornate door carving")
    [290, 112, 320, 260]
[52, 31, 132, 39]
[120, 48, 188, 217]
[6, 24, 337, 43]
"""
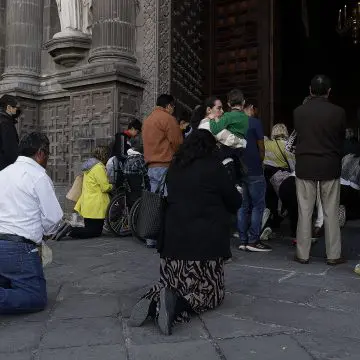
[170, 0, 205, 116]
[212, 0, 272, 132]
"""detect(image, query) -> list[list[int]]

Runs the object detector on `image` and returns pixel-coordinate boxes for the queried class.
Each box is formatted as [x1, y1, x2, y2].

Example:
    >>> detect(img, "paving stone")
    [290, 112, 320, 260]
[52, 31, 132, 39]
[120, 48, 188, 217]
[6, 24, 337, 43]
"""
[0, 322, 43, 353]
[219, 334, 313, 360]
[233, 297, 360, 339]
[51, 294, 120, 319]
[40, 317, 124, 349]
[308, 289, 360, 313]
[76, 272, 152, 293]
[39, 344, 126, 360]
[1, 352, 33, 360]
[125, 317, 207, 345]
[129, 340, 219, 360]
[294, 333, 360, 360]
[202, 312, 300, 339]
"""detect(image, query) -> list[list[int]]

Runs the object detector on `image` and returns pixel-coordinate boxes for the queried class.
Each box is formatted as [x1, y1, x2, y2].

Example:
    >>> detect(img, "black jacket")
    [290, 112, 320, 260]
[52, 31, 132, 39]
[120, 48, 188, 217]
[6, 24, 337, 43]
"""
[161, 155, 242, 261]
[0, 110, 19, 171]
[294, 97, 346, 180]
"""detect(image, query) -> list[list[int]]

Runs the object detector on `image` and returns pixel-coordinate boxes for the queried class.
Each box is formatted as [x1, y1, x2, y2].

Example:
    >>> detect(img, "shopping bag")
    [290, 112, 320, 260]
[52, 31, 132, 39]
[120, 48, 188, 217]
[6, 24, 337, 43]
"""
[66, 174, 83, 202]
[136, 172, 167, 240]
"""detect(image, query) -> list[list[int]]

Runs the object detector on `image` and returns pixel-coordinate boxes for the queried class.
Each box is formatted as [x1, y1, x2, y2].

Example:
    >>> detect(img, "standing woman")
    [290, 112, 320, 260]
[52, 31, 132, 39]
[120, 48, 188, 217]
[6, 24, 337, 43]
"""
[55, 146, 113, 240]
[129, 130, 242, 335]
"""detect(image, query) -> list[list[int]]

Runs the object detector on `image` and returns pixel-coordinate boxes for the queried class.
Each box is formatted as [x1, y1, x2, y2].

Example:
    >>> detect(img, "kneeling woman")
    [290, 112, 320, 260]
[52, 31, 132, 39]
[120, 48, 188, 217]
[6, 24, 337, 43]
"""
[55, 146, 112, 240]
[130, 130, 242, 335]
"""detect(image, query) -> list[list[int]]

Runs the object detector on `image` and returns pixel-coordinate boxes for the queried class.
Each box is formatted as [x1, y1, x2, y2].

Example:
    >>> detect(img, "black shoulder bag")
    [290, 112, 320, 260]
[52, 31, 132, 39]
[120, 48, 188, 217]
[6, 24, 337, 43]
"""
[136, 171, 167, 240]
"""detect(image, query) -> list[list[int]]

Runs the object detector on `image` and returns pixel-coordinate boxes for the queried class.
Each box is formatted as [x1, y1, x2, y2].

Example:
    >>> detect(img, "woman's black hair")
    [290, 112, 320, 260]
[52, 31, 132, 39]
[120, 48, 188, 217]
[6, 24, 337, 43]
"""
[171, 129, 217, 168]
[190, 96, 220, 129]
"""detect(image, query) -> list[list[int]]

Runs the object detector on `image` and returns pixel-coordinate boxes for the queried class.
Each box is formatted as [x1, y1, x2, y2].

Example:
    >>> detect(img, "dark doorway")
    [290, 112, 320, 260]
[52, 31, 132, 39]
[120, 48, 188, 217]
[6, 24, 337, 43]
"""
[276, 0, 360, 129]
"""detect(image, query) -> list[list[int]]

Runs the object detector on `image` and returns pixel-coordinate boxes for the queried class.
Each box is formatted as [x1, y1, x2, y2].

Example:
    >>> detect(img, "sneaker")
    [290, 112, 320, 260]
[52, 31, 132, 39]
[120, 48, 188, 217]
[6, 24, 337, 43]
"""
[354, 264, 360, 275]
[261, 208, 271, 230]
[146, 239, 157, 248]
[54, 223, 72, 241]
[339, 205, 346, 228]
[260, 227, 272, 241]
[157, 288, 177, 336]
[238, 244, 247, 251]
[129, 298, 155, 327]
[246, 241, 272, 252]
[232, 232, 240, 239]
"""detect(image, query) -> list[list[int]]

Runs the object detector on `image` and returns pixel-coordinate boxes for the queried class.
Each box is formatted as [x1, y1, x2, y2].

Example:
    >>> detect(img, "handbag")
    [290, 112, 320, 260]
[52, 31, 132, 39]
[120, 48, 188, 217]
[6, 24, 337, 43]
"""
[136, 171, 167, 240]
[66, 174, 83, 202]
[41, 242, 53, 267]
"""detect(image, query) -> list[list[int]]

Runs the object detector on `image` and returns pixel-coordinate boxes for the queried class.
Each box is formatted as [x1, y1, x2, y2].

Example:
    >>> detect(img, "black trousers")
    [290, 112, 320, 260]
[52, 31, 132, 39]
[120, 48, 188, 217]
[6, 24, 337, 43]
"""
[69, 218, 104, 239]
[278, 177, 298, 237]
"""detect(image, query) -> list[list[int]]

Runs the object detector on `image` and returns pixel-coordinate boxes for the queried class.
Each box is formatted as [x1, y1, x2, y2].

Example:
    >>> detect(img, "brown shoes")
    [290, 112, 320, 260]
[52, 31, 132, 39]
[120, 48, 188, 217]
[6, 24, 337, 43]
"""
[294, 256, 309, 264]
[326, 258, 347, 266]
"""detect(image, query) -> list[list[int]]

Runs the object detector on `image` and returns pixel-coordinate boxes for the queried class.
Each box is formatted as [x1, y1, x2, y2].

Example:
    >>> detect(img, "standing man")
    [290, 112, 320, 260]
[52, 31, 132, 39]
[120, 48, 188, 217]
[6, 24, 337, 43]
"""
[235, 90, 271, 252]
[0, 95, 21, 171]
[142, 94, 183, 247]
[0, 132, 63, 313]
[294, 75, 346, 265]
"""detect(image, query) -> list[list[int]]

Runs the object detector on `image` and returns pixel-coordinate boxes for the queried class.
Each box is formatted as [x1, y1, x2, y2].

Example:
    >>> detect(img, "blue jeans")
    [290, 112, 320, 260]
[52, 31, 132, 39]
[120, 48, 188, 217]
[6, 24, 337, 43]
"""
[146, 167, 168, 247]
[148, 167, 168, 195]
[0, 240, 47, 314]
[238, 175, 266, 244]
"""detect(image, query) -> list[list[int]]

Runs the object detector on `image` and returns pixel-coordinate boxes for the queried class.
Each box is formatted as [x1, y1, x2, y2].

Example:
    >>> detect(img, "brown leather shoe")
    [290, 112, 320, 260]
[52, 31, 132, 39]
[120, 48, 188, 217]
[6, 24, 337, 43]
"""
[294, 255, 309, 264]
[326, 258, 347, 266]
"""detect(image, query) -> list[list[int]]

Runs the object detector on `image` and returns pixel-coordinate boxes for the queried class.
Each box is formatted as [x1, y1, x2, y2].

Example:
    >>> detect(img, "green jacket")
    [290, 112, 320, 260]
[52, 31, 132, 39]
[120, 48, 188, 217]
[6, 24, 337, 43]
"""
[210, 111, 249, 138]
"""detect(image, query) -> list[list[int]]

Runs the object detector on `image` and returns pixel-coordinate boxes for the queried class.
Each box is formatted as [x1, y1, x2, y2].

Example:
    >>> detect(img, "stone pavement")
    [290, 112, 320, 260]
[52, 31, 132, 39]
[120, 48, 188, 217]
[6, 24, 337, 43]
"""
[1, 223, 360, 360]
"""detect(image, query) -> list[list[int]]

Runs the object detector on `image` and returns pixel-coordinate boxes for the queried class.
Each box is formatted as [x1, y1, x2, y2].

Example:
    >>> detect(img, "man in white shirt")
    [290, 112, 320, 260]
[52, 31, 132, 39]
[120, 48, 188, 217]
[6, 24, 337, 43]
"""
[0, 132, 63, 314]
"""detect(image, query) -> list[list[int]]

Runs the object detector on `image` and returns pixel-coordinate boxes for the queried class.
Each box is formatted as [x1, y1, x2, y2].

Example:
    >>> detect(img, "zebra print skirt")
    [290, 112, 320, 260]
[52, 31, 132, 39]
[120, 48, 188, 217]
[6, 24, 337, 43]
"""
[143, 258, 225, 322]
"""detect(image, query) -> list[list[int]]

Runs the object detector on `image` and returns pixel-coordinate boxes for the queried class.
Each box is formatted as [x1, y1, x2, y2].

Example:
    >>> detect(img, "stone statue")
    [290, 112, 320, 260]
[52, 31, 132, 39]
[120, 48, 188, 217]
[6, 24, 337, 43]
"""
[55, 0, 93, 36]
[82, 0, 93, 34]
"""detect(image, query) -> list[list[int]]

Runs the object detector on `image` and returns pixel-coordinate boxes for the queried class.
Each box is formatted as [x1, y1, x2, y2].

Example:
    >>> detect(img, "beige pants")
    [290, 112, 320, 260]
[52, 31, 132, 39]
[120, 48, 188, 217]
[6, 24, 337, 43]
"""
[296, 178, 341, 260]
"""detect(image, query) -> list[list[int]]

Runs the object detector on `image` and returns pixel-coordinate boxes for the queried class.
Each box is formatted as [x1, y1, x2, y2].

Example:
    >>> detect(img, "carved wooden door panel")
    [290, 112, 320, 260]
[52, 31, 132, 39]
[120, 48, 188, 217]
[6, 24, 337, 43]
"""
[170, 0, 206, 117]
[212, 0, 272, 132]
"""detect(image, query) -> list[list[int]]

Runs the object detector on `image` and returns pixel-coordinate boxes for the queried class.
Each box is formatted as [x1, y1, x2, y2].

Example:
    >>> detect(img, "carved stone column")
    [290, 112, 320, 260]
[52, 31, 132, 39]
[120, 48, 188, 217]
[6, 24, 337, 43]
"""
[89, 0, 137, 66]
[2, 0, 43, 85]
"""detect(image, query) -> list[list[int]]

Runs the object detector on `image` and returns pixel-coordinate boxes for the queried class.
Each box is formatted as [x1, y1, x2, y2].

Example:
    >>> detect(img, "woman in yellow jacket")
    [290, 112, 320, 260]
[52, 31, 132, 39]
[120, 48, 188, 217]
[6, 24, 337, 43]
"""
[55, 146, 112, 240]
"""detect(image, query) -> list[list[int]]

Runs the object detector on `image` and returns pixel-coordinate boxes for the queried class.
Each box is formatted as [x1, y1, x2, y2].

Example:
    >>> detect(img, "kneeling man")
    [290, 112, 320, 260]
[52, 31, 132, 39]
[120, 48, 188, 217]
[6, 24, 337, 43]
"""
[0, 132, 63, 314]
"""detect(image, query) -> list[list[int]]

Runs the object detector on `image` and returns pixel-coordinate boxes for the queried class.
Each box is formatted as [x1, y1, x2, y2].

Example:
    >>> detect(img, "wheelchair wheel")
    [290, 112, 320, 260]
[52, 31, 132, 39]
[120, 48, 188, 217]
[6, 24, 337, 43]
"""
[129, 198, 145, 242]
[106, 192, 131, 237]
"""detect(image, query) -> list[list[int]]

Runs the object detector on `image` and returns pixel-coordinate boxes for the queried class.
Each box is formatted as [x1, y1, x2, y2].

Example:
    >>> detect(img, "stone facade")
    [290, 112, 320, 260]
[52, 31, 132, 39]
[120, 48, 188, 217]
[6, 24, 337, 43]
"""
[0, 0, 167, 208]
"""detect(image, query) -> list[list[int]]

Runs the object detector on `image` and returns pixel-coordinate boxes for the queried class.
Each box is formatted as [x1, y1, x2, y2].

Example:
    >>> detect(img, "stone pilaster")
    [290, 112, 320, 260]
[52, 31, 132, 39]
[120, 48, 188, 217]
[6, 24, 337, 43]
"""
[0, 0, 6, 75]
[2, 0, 43, 87]
[89, 0, 138, 67]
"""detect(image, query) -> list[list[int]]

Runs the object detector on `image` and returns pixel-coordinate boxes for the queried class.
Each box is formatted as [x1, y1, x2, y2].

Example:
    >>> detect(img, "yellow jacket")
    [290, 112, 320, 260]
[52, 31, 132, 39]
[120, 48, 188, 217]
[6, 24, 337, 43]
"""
[74, 160, 112, 219]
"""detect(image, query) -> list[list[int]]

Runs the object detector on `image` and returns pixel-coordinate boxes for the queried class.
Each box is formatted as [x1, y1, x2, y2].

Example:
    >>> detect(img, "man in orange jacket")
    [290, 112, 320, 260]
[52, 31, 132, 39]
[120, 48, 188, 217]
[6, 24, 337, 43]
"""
[142, 94, 183, 247]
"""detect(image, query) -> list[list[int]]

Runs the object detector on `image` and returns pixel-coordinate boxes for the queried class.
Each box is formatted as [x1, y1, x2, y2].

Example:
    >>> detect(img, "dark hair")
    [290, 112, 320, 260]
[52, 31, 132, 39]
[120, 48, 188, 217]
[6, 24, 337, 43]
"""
[310, 75, 331, 96]
[129, 135, 143, 153]
[156, 94, 175, 108]
[171, 129, 217, 168]
[128, 119, 142, 132]
[190, 97, 221, 129]
[0, 94, 18, 109]
[93, 145, 110, 164]
[19, 132, 50, 157]
[227, 89, 245, 107]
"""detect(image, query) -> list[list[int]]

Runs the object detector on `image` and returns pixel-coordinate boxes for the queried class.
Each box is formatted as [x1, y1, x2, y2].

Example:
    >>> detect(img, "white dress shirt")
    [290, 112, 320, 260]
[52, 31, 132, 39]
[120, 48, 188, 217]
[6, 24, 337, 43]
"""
[0, 156, 63, 244]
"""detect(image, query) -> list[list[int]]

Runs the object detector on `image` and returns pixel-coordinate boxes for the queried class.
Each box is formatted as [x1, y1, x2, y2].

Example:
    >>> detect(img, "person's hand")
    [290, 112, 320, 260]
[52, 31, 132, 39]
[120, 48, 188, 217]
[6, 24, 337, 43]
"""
[207, 113, 217, 120]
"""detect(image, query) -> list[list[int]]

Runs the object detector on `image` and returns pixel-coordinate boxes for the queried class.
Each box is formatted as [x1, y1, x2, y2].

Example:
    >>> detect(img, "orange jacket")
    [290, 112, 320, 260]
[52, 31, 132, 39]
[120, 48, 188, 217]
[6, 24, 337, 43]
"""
[142, 107, 183, 167]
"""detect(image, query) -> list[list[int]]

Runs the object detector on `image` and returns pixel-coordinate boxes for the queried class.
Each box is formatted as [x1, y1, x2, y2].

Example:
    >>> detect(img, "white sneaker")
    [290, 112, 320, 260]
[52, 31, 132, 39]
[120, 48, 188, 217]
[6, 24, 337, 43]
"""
[261, 208, 271, 229]
[238, 244, 247, 251]
[260, 227, 272, 241]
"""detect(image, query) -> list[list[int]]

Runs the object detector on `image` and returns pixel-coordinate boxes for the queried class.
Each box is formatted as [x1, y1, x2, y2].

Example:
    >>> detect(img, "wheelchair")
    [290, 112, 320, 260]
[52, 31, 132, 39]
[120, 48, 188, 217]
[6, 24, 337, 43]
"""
[105, 166, 145, 241]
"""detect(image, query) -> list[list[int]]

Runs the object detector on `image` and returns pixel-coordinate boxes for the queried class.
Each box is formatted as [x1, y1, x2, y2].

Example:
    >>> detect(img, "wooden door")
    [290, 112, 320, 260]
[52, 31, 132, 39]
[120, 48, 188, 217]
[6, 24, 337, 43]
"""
[211, 0, 273, 133]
